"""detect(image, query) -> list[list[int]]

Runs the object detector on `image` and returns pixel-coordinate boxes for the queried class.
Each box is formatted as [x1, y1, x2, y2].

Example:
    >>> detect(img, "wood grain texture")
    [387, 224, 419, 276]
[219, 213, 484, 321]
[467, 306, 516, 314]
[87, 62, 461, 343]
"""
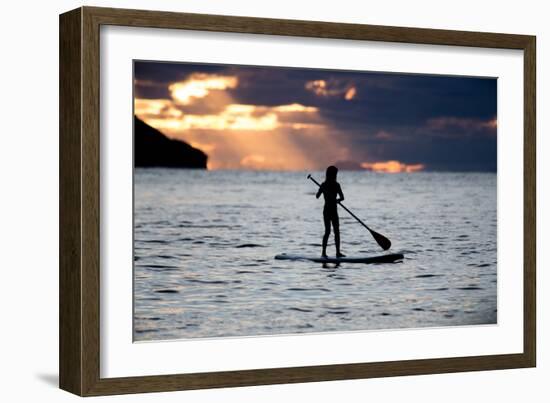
[58, 6, 537, 396]
[81, 7, 102, 396]
[85, 6, 532, 49]
[85, 354, 532, 396]
[59, 8, 83, 396]
[523, 37, 536, 367]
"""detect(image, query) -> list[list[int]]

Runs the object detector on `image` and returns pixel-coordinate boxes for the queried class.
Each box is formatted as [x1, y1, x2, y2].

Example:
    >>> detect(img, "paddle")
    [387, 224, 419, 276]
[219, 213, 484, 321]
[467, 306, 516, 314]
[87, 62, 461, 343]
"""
[307, 174, 392, 251]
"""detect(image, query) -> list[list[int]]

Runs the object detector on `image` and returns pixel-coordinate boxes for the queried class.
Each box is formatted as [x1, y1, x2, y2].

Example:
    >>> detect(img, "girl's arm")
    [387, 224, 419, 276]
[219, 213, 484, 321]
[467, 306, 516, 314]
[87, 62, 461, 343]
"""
[337, 184, 345, 202]
[316, 183, 323, 199]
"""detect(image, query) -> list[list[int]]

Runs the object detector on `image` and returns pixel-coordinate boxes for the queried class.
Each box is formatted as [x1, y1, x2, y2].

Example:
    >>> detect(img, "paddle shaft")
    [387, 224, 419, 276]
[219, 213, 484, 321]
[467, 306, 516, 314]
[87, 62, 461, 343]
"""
[307, 175, 372, 232]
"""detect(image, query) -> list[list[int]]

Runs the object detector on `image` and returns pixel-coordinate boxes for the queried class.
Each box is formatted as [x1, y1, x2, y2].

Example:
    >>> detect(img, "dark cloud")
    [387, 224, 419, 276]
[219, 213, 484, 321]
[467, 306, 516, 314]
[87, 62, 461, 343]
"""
[134, 61, 227, 99]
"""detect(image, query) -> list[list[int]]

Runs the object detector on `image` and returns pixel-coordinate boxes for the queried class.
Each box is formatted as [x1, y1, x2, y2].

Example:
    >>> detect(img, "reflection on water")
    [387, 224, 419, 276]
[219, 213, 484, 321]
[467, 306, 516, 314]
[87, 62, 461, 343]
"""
[134, 169, 497, 341]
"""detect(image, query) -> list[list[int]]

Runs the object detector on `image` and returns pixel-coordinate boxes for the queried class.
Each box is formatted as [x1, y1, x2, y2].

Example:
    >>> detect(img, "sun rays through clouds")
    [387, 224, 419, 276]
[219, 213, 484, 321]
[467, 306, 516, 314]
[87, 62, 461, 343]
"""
[135, 72, 349, 170]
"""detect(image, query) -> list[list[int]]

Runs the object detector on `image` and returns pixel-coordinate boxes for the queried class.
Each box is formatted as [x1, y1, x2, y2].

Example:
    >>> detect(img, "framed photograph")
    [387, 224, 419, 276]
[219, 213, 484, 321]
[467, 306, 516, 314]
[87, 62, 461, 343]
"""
[59, 6, 536, 396]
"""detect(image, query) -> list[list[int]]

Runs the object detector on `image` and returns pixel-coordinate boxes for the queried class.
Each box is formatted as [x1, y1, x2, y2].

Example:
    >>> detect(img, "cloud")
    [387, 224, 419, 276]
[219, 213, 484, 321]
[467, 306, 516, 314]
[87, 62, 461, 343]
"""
[374, 130, 396, 140]
[426, 116, 497, 135]
[135, 99, 322, 132]
[305, 79, 356, 100]
[133, 79, 165, 88]
[361, 160, 425, 173]
[272, 103, 318, 113]
[344, 87, 357, 100]
[169, 73, 238, 105]
[134, 99, 182, 119]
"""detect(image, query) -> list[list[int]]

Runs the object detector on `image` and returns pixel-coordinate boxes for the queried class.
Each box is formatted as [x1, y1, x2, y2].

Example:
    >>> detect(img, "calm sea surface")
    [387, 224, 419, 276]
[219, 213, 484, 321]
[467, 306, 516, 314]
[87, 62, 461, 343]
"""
[134, 169, 497, 341]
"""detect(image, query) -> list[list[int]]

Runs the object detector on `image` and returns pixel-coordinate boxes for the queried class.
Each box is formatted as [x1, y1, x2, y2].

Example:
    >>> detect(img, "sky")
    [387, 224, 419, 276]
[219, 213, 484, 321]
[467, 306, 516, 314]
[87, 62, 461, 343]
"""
[134, 61, 497, 172]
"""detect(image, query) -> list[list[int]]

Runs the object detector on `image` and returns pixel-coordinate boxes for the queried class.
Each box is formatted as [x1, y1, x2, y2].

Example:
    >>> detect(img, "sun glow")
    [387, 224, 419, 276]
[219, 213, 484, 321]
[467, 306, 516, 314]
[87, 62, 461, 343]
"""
[361, 160, 425, 173]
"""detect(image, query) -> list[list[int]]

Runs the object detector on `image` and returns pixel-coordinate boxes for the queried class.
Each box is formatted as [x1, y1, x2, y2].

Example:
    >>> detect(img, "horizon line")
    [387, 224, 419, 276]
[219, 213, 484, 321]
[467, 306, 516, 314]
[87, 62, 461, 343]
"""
[134, 167, 497, 174]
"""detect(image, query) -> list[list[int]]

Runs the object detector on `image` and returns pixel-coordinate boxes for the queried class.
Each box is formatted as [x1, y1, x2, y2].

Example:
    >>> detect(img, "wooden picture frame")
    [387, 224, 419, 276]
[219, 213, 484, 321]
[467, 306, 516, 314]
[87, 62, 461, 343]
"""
[59, 6, 536, 396]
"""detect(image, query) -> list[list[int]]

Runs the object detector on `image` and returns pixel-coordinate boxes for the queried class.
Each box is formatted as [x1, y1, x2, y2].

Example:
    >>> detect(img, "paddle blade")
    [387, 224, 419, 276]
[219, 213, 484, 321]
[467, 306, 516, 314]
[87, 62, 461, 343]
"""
[369, 229, 392, 250]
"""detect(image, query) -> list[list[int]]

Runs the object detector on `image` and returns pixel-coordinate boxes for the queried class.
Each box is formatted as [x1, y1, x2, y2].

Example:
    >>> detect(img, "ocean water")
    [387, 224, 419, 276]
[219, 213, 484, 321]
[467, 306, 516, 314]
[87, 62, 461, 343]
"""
[134, 169, 497, 341]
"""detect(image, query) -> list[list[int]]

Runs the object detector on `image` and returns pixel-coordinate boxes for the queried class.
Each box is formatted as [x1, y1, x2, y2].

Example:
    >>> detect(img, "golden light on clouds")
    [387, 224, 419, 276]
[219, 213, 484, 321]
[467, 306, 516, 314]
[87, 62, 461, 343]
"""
[305, 80, 328, 96]
[179, 106, 278, 131]
[135, 92, 347, 170]
[272, 103, 318, 113]
[134, 99, 182, 118]
[290, 123, 325, 131]
[225, 104, 255, 114]
[361, 160, 425, 173]
[136, 100, 322, 132]
[169, 73, 238, 105]
[305, 79, 356, 101]
[344, 87, 357, 100]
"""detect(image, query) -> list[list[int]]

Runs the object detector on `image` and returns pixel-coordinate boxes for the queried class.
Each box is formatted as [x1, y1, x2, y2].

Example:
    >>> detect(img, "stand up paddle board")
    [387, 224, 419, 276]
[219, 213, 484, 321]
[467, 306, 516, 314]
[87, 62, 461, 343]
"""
[274, 253, 404, 264]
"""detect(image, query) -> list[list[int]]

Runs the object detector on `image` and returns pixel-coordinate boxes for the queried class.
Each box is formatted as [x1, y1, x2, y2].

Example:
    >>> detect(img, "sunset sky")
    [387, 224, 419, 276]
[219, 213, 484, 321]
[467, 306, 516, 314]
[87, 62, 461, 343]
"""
[134, 61, 497, 172]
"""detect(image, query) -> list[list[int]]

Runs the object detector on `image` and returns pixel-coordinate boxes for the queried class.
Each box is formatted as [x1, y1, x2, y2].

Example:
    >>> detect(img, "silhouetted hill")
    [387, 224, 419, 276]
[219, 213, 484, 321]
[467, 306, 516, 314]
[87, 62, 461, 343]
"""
[134, 117, 207, 168]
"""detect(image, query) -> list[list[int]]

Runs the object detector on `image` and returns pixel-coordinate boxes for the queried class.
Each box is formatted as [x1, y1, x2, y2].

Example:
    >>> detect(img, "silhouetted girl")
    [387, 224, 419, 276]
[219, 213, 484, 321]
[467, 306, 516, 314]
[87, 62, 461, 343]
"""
[316, 165, 345, 258]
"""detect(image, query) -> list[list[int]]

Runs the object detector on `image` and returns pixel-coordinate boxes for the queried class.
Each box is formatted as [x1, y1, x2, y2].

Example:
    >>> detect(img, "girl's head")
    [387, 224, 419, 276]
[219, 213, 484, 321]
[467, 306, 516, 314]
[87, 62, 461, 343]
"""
[325, 165, 338, 182]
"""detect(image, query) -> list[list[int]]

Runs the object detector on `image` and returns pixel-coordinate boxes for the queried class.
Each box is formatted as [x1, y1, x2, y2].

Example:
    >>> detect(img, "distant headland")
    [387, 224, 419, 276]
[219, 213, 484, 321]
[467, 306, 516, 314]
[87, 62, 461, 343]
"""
[134, 116, 208, 169]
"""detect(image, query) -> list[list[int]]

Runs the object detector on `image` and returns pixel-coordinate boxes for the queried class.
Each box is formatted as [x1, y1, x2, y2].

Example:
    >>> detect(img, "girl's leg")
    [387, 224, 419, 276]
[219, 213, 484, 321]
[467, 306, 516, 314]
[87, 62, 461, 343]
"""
[333, 214, 344, 257]
[322, 212, 331, 257]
